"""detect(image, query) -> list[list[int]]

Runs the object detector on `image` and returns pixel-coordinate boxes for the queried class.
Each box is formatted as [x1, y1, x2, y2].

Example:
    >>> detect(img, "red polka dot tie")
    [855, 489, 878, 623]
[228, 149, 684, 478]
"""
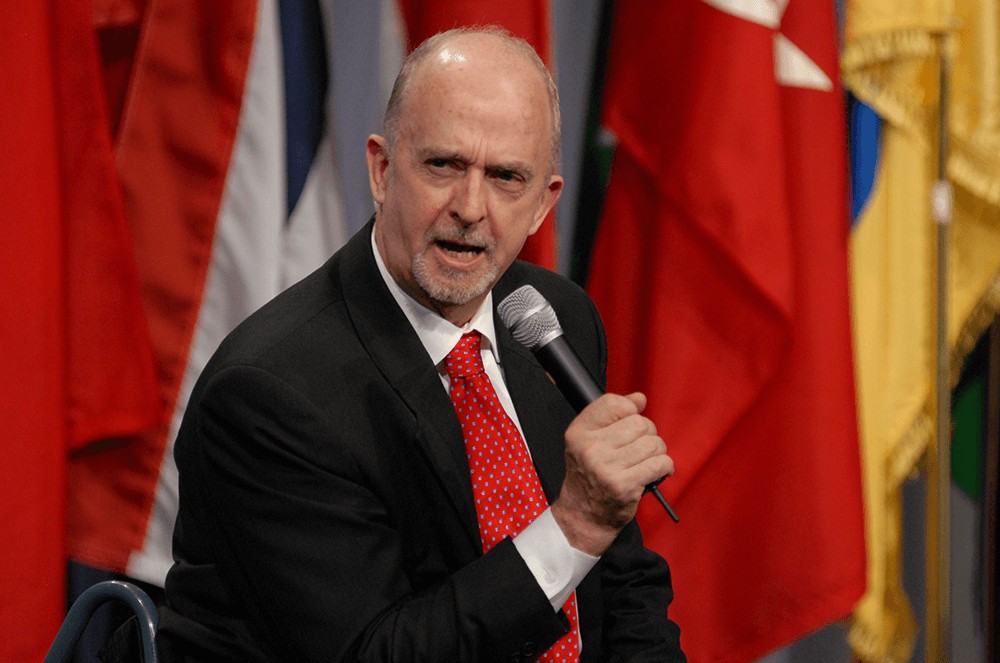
[444, 331, 580, 662]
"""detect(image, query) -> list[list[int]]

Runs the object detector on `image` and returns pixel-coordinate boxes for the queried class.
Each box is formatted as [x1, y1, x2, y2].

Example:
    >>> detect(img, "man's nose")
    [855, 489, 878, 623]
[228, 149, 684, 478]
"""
[450, 172, 487, 224]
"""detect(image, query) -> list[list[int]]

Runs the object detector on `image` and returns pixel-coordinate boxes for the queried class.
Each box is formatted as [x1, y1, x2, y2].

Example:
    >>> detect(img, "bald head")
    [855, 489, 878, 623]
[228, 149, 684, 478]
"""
[365, 26, 564, 326]
[382, 27, 561, 177]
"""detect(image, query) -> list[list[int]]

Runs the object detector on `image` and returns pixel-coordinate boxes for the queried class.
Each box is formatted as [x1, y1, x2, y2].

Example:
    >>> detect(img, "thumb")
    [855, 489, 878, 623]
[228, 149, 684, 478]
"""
[623, 392, 647, 415]
[576, 392, 646, 430]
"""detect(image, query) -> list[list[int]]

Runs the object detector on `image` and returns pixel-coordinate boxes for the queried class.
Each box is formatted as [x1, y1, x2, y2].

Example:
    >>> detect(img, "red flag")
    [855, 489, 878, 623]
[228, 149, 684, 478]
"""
[586, 2, 866, 661]
[396, 0, 558, 270]
[66, 0, 258, 572]
[0, 0, 161, 658]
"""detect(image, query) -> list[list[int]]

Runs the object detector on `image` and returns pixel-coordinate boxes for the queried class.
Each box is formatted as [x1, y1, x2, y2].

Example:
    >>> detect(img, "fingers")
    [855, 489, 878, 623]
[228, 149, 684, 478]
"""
[563, 392, 674, 502]
[569, 392, 646, 435]
[615, 430, 669, 477]
[586, 418, 662, 479]
[591, 434, 672, 501]
[554, 392, 676, 555]
[568, 393, 658, 461]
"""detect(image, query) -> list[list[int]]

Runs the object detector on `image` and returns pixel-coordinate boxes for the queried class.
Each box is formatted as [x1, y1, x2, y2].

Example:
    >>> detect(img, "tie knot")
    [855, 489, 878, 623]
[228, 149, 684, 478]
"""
[444, 331, 484, 379]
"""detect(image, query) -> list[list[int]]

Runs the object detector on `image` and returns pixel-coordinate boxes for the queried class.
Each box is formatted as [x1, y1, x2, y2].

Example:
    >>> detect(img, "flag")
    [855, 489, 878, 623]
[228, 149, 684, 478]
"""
[584, 2, 866, 661]
[67, 0, 347, 586]
[394, 0, 559, 270]
[843, 0, 1000, 660]
[0, 0, 162, 659]
[845, 101, 928, 663]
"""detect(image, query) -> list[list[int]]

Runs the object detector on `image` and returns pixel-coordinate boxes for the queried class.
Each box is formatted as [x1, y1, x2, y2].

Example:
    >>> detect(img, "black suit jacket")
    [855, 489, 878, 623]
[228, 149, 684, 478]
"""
[157, 220, 684, 663]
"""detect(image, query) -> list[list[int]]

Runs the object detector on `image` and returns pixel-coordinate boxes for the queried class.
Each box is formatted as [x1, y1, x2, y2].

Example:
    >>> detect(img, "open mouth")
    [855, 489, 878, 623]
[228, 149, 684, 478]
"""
[437, 240, 485, 255]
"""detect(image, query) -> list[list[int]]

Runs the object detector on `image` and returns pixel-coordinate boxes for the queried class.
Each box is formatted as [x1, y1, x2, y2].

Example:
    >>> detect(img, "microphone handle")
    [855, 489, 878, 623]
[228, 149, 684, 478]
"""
[533, 336, 604, 413]
[533, 337, 679, 523]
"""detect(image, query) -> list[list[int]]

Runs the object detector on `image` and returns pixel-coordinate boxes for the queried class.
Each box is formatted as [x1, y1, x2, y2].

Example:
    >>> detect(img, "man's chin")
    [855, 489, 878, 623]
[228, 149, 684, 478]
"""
[417, 270, 496, 307]
[422, 281, 490, 307]
[413, 251, 500, 308]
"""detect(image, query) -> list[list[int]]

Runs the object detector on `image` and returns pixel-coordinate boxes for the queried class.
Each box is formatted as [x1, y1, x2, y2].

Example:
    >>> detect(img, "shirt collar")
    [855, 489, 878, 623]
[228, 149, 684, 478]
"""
[371, 227, 501, 367]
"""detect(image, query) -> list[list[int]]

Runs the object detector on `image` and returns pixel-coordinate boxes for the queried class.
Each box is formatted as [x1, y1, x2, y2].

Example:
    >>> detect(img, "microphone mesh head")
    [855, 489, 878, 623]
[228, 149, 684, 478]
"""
[496, 285, 563, 351]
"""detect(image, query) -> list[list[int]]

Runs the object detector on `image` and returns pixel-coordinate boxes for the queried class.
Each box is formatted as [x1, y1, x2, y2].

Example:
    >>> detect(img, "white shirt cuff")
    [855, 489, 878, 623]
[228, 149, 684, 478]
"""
[512, 507, 600, 611]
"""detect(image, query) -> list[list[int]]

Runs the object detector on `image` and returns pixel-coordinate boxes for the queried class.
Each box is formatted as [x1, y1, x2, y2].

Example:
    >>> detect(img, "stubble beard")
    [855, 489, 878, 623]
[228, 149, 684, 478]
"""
[412, 226, 499, 306]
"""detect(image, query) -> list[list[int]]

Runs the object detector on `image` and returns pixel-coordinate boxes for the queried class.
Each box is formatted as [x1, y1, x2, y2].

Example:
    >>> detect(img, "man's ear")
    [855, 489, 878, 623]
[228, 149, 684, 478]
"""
[366, 135, 390, 204]
[528, 175, 564, 236]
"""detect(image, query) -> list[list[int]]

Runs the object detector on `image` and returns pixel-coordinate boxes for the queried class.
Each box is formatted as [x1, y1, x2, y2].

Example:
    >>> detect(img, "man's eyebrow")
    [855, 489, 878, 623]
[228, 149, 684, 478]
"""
[416, 147, 464, 162]
[414, 147, 536, 180]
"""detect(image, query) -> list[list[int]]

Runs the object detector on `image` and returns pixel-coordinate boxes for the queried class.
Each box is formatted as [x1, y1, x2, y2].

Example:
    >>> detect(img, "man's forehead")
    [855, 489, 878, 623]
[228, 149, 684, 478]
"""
[388, 30, 557, 176]
[413, 33, 536, 88]
[433, 46, 468, 65]
[429, 32, 499, 62]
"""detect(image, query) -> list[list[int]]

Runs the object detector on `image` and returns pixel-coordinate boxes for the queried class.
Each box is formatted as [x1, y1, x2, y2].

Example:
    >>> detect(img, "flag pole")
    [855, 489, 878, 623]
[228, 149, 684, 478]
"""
[927, 28, 953, 663]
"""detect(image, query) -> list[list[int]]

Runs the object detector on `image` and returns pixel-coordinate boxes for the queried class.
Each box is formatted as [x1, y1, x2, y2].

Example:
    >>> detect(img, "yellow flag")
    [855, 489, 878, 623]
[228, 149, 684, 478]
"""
[844, 0, 1000, 661]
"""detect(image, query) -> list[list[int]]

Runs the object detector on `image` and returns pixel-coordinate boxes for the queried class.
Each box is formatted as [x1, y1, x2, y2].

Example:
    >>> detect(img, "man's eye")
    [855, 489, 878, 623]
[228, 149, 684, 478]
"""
[428, 158, 452, 169]
[490, 169, 522, 183]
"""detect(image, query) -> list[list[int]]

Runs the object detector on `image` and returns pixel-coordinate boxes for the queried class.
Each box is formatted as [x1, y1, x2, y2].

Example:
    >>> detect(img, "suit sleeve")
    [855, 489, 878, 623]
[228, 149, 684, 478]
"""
[182, 363, 570, 663]
[595, 521, 686, 662]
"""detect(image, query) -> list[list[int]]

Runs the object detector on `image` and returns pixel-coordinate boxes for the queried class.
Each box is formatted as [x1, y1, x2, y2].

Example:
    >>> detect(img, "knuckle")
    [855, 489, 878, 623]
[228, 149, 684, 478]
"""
[607, 393, 637, 415]
[597, 393, 620, 409]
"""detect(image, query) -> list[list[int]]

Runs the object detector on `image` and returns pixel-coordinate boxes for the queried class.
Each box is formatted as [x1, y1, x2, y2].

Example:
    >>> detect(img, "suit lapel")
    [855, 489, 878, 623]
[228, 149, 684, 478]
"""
[337, 220, 482, 555]
[336, 227, 575, 549]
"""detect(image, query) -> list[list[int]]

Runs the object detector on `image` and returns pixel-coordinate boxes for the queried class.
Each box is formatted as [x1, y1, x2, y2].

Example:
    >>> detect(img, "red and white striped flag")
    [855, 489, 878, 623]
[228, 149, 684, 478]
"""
[67, 0, 347, 588]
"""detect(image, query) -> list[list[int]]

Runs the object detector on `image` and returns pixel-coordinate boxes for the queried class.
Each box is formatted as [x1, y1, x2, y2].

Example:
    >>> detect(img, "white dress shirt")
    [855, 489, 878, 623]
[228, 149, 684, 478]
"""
[370, 230, 598, 613]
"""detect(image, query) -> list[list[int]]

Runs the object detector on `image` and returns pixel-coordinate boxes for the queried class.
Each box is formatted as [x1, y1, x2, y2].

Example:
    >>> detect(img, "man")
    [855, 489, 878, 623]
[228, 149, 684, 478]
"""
[157, 27, 685, 662]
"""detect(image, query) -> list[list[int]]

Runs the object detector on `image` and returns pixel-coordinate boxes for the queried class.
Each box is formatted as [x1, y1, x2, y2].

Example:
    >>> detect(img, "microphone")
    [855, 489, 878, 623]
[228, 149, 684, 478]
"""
[497, 285, 678, 522]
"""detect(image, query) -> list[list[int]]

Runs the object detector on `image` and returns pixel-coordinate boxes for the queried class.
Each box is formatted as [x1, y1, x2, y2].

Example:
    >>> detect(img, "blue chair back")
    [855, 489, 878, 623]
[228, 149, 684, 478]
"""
[43, 580, 158, 663]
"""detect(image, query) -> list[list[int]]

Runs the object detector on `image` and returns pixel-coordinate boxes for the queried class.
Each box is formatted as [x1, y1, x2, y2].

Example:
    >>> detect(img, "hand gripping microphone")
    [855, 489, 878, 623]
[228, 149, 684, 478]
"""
[497, 285, 678, 522]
